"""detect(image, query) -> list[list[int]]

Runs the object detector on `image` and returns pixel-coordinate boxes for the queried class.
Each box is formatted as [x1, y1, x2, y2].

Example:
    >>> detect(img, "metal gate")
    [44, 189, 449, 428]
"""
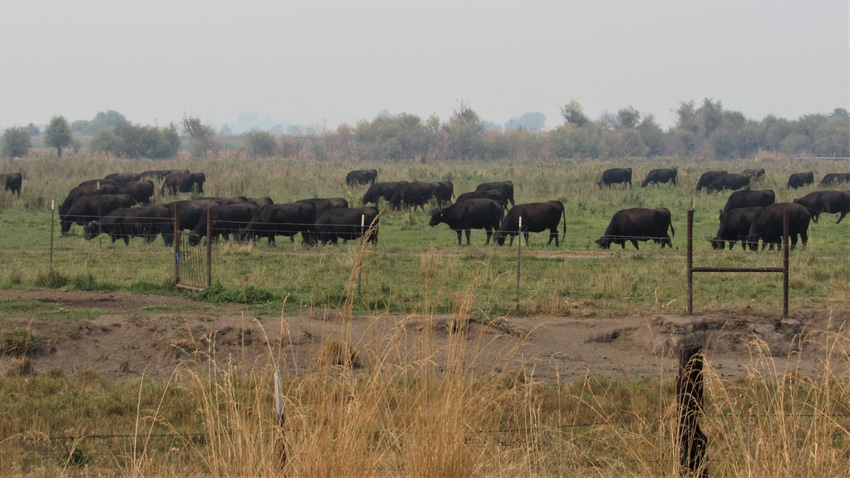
[173, 207, 211, 291]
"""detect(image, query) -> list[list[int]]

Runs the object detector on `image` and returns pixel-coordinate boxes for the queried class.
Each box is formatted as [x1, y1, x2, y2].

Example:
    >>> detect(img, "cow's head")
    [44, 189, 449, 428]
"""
[595, 236, 612, 249]
[494, 231, 507, 246]
[709, 238, 725, 250]
[83, 221, 101, 241]
[428, 210, 444, 226]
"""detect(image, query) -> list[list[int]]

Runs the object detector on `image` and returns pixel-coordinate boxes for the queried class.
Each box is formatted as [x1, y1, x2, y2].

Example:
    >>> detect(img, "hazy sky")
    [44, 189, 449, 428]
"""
[1, 0, 847, 131]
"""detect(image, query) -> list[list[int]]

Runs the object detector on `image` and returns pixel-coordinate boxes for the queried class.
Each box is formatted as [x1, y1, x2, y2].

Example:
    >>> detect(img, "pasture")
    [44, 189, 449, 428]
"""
[2, 153, 850, 475]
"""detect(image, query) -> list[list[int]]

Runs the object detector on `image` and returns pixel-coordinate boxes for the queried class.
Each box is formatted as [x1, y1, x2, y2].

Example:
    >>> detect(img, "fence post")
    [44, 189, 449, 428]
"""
[173, 203, 180, 286]
[782, 209, 789, 318]
[206, 207, 212, 288]
[358, 214, 364, 297]
[687, 209, 694, 315]
[49, 199, 55, 274]
[677, 343, 707, 477]
[516, 216, 522, 306]
[274, 371, 287, 469]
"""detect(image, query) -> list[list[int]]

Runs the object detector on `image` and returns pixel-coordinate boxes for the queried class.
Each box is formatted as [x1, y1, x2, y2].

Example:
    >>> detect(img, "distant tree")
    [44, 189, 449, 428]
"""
[220, 124, 232, 135]
[91, 123, 179, 159]
[1, 127, 32, 158]
[25, 123, 40, 136]
[182, 114, 219, 157]
[560, 100, 589, 127]
[637, 115, 667, 157]
[698, 98, 724, 138]
[71, 110, 129, 135]
[44, 115, 73, 158]
[617, 106, 641, 129]
[243, 131, 278, 158]
[831, 108, 849, 120]
[443, 101, 484, 160]
[504, 112, 546, 132]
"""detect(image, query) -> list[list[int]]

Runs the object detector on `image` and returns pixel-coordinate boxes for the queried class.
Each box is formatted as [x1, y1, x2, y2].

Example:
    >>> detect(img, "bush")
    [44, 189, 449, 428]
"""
[1, 126, 32, 158]
[1, 328, 42, 357]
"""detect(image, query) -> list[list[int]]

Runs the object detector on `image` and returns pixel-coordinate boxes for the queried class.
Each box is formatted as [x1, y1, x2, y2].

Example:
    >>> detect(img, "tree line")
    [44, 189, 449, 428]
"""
[2, 99, 848, 161]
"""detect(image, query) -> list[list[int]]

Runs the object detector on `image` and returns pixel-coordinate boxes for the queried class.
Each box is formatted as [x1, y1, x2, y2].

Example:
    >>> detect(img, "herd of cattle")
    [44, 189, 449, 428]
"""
[2, 166, 849, 251]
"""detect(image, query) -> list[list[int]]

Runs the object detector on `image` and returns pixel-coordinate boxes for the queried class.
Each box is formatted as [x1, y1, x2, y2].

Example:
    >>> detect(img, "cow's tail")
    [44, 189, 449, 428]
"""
[669, 220, 675, 238]
[561, 205, 567, 242]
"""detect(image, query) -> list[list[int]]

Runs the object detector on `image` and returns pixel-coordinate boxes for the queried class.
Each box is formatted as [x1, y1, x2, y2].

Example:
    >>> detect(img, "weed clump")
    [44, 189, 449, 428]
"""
[1, 327, 43, 357]
[34, 270, 68, 288]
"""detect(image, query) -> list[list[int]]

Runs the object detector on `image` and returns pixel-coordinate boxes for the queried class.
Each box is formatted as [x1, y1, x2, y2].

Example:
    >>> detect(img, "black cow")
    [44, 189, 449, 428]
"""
[429, 198, 504, 246]
[597, 168, 632, 189]
[84, 205, 170, 245]
[140, 169, 189, 180]
[188, 202, 262, 246]
[746, 202, 811, 251]
[708, 173, 750, 193]
[161, 198, 246, 246]
[787, 172, 814, 189]
[456, 189, 508, 209]
[60, 182, 123, 214]
[345, 169, 378, 186]
[721, 189, 775, 215]
[696, 170, 728, 192]
[595, 207, 674, 250]
[362, 181, 408, 206]
[296, 197, 349, 243]
[60, 194, 137, 235]
[1, 172, 22, 197]
[314, 207, 380, 245]
[240, 202, 317, 246]
[103, 172, 141, 183]
[161, 172, 206, 196]
[818, 172, 850, 187]
[474, 181, 515, 206]
[742, 168, 766, 180]
[641, 168, 677, 187]
[435, 181, 454, 207]
[389, 181, 441, 211]
[793, 190, 850, 224]
[710, 207, 762, 250]
[493, 201, 566, 247]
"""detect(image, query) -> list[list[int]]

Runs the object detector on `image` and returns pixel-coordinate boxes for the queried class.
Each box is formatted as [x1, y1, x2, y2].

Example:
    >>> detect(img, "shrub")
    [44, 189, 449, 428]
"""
[1, 328, 42, 357]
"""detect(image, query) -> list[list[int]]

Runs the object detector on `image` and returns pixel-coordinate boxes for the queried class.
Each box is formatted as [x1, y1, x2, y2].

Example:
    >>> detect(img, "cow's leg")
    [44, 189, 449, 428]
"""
[549, 228, 558, 246]
[485, 229, 493, 246]
[456, 230, 463, 246]
[630, 239, 639, 249]
[523, 231, 529, 246]
[837, 212, 846, 224]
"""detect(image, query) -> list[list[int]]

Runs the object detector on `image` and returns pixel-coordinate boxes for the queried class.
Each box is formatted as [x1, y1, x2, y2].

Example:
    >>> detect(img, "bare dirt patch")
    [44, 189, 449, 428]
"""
[1, 290, 847, 382]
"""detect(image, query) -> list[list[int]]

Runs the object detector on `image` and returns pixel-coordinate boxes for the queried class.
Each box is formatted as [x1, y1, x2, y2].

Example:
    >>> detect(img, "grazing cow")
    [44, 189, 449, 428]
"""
[362, 181, 408, 206]
[60, 194, 137, 235]
[84, 205, 170, 245]
[474, 181, 515, 207]
[1, 172, 22, 197]
[60, 181, 122, 214]
[641, 168, 677, 187]
[494, 201, 566, 247]
[429, 198, 504, 246]
[818, 172, 850, 187]
[161, 198, 246, 246]
[188, 202, 262, 246]
[721, 189, 775, 215]
[742, 168, 765, 180]
[161, 172, 206, 196]
[710, 207, 762, 250]
[456, 189, 508, 209]
[708, 173, 750, 193]
[793, 190, 850, 224]
[595, 207, 675, 250]
[388, 181, 441, 211]
[296, 197, 349, 243]
[345, 169, 378, 186]
[696, 170, 728, 192]
[314, 207, 380, 245]
[746, 202, 811, 251]
[103, 172, 141, 183]
[597, 168, 632, 189]
[435, 181, 454, 207]
[787, 172, 814, 189]
[240, 202, 317, 246]
[140, 169, 189, 180]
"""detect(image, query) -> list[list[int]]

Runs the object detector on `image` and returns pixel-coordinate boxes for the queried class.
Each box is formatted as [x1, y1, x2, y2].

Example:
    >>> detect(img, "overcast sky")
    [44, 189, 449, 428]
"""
[1, 0, 847, 131]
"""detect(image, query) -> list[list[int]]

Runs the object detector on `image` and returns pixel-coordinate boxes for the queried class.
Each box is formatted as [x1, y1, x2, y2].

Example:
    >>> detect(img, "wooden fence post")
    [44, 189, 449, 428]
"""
[677, 343, 707, 477]
[274, 371, 287, 469]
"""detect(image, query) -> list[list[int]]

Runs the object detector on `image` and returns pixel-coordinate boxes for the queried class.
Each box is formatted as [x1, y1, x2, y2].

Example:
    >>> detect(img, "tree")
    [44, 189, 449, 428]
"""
[44, 115, 73, 158]
[183, 115, 219, 157]
[560, 100, 589, 127]
[443, 101, 485, 160]
[71, 110, 129, 135]
[243, 131, 278, 158]
[1, 127, 32, 158]
[91, 123, 179, 159]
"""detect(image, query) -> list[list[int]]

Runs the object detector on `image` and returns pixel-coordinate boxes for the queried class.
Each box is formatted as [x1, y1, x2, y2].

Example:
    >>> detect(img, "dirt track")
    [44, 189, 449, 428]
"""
[2, 290, 847, 382]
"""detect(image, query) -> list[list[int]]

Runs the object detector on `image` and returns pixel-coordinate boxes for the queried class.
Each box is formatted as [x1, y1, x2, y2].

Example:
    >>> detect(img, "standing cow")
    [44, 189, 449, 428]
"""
[597, 168, 632, 189]
[161, 172, 206, 196]
[493, 201, 566, 247]
[641, 168, 677, 187]
[474, 181, 515, 207]
[696, 170, 727, 192]
[314, 207, 380, 245]
[1, 172, 22, 197]
[429, 198, 504, 246]
[742, 168, 765, 180]
[707, 173, 750, 193]
[240, 202, 317, 246]
[786, 172, 814, 189]
[188, 202, 263, 246]
[345, 169, 378, 186]
[746, 202, 811, 251]
[362, 181, 408, 207]
[595, 207, 675, 250]
[818, 172, 850, 187]
[60, 194, 137, 235]
[721, 189, 775, 215]
[793, 190, 850, 224]
[710, 207, 762, 250]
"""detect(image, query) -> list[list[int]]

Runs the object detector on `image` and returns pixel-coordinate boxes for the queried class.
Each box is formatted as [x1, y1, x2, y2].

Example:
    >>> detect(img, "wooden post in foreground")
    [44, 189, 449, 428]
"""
[274, 372, 287, 469]
[677, 344, 707, 477]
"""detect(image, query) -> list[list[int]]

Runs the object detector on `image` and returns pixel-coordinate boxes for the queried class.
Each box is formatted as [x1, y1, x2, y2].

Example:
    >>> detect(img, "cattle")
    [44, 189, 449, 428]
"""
[720, 189, 775, 215]
[818, 172, 850, 187]
[474, 181, 515, 206]
[435, 181, 454, 207]
[696, 170, 728, 192]
[240, 202, 317, 246]
[388, 181, 442, 211]
[710, 207, 762, 250]
[595, 207, 675, 250]
[793, 190, 850, 224]
[345, 169, 378, 186]
[161, 172, 206, 196]
[429, 198, 504, 246]
[742, 168, 766, 180]
[362, 181, 408, 206]
[707, 173, 750, 193]
[746, 202, 811, 251]
[103, 172, 141, 183]
[1, 172, 22, 197]
[296, 197, 349, 243]
[787, 172, 814, 189]
[314, 207, 380, 246]
[493, 201, 566, 247]
[456, 189, 508, 208]
[161, 198, 246, 246]
[597, 168, 632, 189]
[84, 205, 171, 245]
[188, 202, 263, 246]
[60, 182, 122, 214]
[140, 169, 189, 180]
[60, 194, 137, 235]
[641, 168, 677, 187]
